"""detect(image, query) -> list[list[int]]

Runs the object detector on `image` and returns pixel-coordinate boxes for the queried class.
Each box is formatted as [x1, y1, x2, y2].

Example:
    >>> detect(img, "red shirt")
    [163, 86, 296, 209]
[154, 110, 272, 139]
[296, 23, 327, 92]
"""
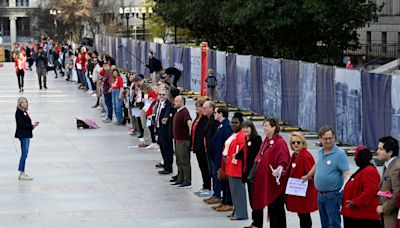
[112, 76, 124, 89]
[222, 130, 246, 178]
[285, 148, 318, 213]
[341, 165, 380, 220]
[253, 135, 290, 209]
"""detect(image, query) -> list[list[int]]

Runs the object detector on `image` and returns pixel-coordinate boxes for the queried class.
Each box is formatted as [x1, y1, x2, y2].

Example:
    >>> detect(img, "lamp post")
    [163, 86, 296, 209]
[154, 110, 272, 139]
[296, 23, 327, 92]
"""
[49, 9, 61, 38]
[118, 6, 153, 40]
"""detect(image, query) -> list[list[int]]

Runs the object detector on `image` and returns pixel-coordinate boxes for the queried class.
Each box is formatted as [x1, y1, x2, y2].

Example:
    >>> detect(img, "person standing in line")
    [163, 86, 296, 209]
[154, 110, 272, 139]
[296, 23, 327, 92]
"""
[252, 118, 290, 228]
[155, 88, 174, 175]
[191, 99, 209, 193]
[206, 107, 233, 212]
[302, 125, 350, 228]
[171, 95, 193, 188]
[242, 119, 263, 228]
[341, 146, 381, 228]
[34, 46, 48, 90]
[100, 61, 113, 123]
[200, 101, 219, 198]
[15, 52, 27, 92]
[91, 57, 101, 108]
[138, 83, 157, 149]
[205, 69, 217, 100]
[167, 87, 180, 183]
[376, 136, 400, 228]
[222, 112, 248, 220]
[285, 132, 318, 228]
[111, 69, 124, 125]
[15, 97, 38, 181]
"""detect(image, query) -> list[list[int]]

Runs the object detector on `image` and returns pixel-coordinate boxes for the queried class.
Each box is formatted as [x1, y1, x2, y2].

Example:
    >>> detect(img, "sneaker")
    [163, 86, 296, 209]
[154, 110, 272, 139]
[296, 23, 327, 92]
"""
[102, 118, 112, 123]
[198, 190, 214, 197]
[178, 181, 192, 189]
[138, 138, 144, 142]
[18, 174, 33, 181]
[194, 188, 206, 195]
[145, 143, 157, 149]
[171, 181, 183, 186]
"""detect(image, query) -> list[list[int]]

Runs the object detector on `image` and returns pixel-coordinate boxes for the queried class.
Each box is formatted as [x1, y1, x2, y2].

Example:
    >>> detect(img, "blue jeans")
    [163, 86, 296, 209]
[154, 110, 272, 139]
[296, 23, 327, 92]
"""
[318, 191, 342, 228]
[112, 88, 123, 124]
[18, 138, 30, 172]
[208, 158, 222, 198]
[104, 93, 113, 120]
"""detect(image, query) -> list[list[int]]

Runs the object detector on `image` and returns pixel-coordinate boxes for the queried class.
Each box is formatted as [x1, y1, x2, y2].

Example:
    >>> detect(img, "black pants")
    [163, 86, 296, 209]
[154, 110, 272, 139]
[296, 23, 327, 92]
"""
[247, 182, 264, 228]
[148, 124, 156, 143]
[298, 213, 312, 228]
[194, 148, 211, 190]
[343, 216, 381, 228]
[268, 194, 286, 228]
[17, 70, 24, 89]
[158, 135, 174, 172]
[173, 75, 180, 87]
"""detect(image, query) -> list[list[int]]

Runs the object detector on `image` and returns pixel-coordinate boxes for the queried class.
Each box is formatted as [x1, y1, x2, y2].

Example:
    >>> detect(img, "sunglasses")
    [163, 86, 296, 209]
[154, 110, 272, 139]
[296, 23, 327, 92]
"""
[291, 141, 302, 145]
[158, 93, 166, 96]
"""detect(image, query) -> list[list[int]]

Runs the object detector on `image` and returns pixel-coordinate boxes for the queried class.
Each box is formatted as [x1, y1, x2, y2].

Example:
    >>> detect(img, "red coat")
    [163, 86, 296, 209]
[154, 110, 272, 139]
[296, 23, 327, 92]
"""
[341, 165, 380, 220]
[285, 148, 318, 213]
[15, 58, 27, 74]
[222, 130, 246, 178]
[253, 135, 290, 210]
[145, 90, 157, 116]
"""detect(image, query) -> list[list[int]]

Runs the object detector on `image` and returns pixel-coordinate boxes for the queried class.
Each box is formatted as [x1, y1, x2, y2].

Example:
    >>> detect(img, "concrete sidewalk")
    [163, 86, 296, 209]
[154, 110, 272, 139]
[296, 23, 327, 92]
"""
[0, 62, 364, 227]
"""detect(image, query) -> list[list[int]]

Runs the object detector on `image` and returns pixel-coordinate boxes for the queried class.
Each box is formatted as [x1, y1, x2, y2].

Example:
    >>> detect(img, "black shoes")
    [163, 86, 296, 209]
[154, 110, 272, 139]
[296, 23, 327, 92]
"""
[159, 170, 172, 175]
[171, 181, 183, 186]
[155, 163, 164, 168]
[169, 175, 178, 182]
[178, 181, 192, 188]
[44, 86, 48, 89]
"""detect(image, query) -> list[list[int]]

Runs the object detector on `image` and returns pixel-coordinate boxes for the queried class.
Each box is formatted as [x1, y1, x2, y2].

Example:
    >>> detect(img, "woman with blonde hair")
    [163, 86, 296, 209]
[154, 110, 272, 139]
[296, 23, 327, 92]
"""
[15, 52, 27, 92]
[15, 97, 38, 180]
[285, 132, 318, 228]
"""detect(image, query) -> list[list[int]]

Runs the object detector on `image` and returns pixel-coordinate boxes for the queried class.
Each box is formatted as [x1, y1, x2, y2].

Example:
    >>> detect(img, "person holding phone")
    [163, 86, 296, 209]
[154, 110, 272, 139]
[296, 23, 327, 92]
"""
[15, 97, 38, 181]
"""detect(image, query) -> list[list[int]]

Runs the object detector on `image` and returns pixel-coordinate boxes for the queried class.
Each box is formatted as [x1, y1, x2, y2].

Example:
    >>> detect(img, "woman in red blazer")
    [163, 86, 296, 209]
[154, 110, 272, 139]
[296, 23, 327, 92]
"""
[221, 112, 247, 220]
[285, 132, 318, 228]
[341, 146, 381, 227]
[253, 118, 290, 228]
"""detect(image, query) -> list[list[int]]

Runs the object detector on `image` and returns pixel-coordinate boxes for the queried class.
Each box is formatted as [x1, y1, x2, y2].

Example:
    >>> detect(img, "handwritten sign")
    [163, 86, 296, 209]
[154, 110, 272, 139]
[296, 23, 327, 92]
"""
[285, 178, 308, 197]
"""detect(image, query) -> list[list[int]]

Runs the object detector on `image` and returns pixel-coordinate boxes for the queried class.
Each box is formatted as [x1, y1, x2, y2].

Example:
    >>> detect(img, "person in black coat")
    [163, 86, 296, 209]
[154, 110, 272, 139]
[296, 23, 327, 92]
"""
[146, 51, 161, 82]
[15, 97, 38, 181]
[241, 119, 263, 228]
[191, 99, 210, 195]
[154, 88, 174, 174]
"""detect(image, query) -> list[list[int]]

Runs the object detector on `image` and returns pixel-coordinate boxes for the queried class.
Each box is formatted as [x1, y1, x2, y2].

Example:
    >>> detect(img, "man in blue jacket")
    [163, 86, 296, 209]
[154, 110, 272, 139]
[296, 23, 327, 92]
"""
[204, 106, 233, 212]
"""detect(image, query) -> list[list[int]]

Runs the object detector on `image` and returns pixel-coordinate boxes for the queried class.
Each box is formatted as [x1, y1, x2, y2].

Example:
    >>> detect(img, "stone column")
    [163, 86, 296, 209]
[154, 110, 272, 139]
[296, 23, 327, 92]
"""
[9, 0, 16, 7]
[9, 16, 17, 50]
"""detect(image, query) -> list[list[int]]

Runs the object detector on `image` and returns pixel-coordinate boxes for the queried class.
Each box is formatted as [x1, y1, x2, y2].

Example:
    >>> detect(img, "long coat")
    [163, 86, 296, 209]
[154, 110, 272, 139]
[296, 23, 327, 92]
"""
[253, 135, 290, 210]
[222, 130, 246, 178]
[285, 148, 318, 214]
[379, 157, 400, 228]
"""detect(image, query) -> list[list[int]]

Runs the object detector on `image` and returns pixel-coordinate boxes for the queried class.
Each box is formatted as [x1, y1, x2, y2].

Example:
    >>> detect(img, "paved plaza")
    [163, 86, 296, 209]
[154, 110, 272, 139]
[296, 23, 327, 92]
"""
[0, 62, 365, 227]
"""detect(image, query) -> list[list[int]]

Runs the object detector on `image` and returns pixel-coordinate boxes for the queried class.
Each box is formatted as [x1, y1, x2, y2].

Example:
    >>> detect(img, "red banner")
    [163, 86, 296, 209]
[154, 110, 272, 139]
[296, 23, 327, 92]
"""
[201, 42, 208, 96]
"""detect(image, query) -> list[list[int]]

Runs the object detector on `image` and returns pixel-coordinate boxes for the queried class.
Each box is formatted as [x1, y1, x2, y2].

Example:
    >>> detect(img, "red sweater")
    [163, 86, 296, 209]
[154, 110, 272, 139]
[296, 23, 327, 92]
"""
[222, 130, 246, 178]
[341, 165, 380, 220]
[285, 148, 318, 213]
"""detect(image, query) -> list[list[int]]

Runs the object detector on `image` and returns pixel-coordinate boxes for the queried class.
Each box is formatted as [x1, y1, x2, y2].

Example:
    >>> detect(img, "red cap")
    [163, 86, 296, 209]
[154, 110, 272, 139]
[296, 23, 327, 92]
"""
[354, 145, 365, 160]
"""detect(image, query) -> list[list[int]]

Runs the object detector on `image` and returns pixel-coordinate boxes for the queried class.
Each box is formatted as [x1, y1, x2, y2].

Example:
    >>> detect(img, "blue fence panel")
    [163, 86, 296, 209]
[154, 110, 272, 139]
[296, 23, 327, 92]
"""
[251, 56, 263, 114]
[262, 58, 282, 120]
[316, 64, 336, 131]
[298, 62, 317, 131]
[236, 55, 252, 110]
[216, 51, 227, 101]
[392, 75, 400, 141]
[281, 59, 300, 125]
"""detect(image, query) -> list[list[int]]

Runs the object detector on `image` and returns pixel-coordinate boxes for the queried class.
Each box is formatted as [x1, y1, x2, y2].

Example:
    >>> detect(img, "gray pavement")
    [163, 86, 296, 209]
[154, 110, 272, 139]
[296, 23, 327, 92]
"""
[0, 62, 367, 227]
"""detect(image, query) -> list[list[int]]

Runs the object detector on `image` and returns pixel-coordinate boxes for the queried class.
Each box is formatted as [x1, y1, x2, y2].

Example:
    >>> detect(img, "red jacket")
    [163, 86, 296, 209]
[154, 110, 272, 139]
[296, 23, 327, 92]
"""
[145, 90, 157, 116]
[15, 58, 27, 74]
[285, 148, 318, 213]
[222, 130, 246, 178]
[341, 165, 380, 220]
[253, 135, 290, 209]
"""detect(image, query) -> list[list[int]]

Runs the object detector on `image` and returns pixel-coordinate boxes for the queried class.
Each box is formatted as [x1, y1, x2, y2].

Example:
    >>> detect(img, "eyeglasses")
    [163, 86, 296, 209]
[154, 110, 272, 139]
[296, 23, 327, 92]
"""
[291, 141, 302, 145]
[158, 93, 166, 96]
[322, 137, 334, 142]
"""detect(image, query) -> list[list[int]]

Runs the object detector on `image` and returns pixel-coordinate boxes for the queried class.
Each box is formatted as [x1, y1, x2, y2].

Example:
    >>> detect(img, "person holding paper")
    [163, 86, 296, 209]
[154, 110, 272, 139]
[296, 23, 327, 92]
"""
[221, 112, 248, 220]
[138, 83, 157, 148]
[253, 118, 290, 228]
[341, 146, 380, 227]
[284, 132, 318, 228]
[376, 136, 400, 228]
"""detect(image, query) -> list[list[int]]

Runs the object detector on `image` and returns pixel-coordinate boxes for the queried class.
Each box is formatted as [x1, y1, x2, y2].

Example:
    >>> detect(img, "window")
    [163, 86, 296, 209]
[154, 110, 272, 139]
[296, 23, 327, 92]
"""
[382, 32, 387, 53]
[16, 17, 30, 36]
[0, 17, 10, 35]
[16, 0, 29, 7]
[367, 31, 371, 44]
[0, 0, 9, 7]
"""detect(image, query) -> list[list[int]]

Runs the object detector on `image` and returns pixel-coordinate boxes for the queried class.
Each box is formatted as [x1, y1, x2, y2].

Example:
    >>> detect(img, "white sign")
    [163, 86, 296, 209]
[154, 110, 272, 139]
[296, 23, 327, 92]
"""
[285, 177, 308, 197]
[0, 37, 3, 45]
